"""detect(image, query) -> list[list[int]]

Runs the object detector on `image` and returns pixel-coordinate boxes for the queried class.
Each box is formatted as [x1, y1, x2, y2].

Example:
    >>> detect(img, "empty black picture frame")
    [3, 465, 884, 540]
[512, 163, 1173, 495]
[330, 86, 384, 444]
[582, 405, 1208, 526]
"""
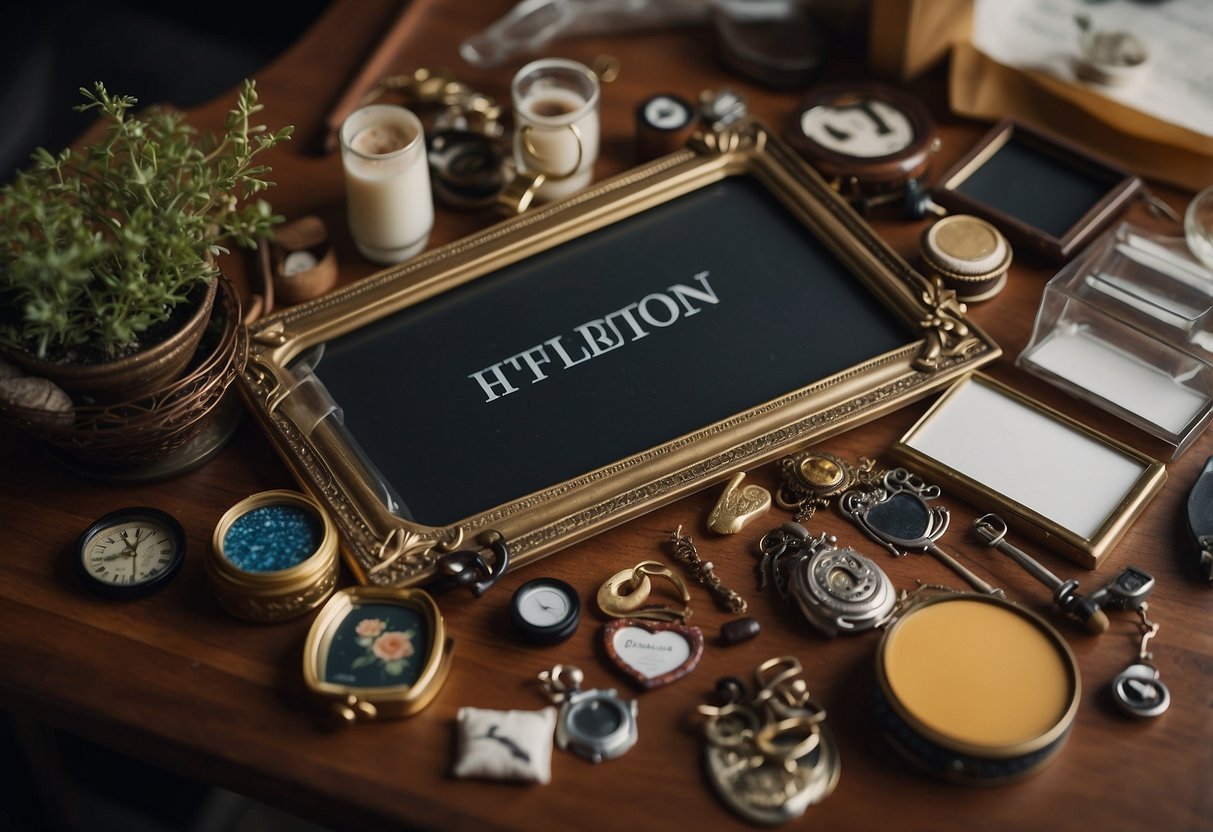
[931, 120, 1142, 262]
[313, 176, 911, 527]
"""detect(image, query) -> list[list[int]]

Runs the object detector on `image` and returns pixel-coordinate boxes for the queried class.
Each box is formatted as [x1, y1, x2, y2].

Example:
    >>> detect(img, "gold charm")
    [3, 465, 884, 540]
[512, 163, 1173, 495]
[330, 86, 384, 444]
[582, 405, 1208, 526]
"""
[668, 526, 748, 614]
[775, 449, 876, 523]
[707, 472, 771, 535]
[597, 561, 692, 623]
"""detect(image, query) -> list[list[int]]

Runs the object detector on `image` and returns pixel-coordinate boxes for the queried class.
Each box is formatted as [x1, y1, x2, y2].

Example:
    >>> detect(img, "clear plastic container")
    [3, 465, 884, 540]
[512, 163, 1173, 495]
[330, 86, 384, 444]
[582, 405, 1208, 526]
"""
[1018, 221, 1213, 458]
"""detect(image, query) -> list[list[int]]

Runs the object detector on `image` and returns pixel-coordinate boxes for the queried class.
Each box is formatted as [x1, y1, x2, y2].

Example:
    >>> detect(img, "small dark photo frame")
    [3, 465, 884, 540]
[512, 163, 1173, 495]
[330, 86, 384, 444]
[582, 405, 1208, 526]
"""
[931, 120, 1142, 262]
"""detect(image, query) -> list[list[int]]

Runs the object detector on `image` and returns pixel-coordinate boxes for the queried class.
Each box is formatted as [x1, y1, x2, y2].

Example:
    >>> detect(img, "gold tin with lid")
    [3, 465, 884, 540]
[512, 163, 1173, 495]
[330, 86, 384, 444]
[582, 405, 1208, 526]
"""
[208, 489, 339, 623]
[873, 593, 1080, 784]
[919, 214, 1012, 303]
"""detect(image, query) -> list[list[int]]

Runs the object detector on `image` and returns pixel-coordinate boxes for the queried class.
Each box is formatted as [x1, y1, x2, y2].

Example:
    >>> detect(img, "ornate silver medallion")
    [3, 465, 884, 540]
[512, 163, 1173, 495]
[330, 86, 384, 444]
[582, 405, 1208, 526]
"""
[758, 522, 895, 636]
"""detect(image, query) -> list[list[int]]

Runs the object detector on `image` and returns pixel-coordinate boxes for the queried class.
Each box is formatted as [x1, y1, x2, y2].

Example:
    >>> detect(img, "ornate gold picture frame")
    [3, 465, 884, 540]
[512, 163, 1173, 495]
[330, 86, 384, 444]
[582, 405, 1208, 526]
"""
[240, 118, 1000, 588]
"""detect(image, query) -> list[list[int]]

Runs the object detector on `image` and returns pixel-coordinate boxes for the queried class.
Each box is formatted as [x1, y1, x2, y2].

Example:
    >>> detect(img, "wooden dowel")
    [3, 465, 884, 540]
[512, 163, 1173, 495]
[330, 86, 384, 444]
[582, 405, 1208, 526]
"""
[321, 1, 419, 154]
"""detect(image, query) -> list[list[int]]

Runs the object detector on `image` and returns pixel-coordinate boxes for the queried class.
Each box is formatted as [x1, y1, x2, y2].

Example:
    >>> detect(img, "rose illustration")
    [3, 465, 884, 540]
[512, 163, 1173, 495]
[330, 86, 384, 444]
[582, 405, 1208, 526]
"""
[372, 631, 415, 662]
[356, 618, 386, 638]
[349, 621, 418, 680]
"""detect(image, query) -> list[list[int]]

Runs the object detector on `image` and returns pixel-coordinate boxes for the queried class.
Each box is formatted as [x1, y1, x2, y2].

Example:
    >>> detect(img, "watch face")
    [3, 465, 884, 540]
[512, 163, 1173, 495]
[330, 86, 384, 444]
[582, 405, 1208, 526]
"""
[787, 84, 937, 194]
[76, 508, 185, 598]
[799, 97, 915, 158]
[510, 578, 580, 644]
[516, 584, 572, 626]
[568, 694, 625, 737]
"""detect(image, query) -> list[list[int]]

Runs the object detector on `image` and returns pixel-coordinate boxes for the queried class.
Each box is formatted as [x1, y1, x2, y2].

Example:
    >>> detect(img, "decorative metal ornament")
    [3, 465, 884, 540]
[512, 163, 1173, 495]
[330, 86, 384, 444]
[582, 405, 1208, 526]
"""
[596, 561, 693, 624]
[695, 657, 840, 825]
[775, 450, 875, 523]
[1112, 661, 1170, 719]
[757, 522, 895, 637]
[840, 468, 1003, 597]
[708, 471, 771, 535]
[1109, 600, 1171, 720]
[667, 526, 747, 614]
[538, 664, 638, 764]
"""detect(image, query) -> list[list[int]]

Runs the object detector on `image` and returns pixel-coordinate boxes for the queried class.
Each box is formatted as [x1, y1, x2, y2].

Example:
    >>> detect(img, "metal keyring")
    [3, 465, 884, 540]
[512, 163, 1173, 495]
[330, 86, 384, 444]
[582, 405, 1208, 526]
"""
[754, 717, 822, 772]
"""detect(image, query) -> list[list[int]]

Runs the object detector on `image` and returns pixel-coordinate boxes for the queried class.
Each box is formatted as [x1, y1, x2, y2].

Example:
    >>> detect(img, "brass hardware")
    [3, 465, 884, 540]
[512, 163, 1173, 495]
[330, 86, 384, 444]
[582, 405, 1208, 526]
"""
[707, 472, 771, 535]
[775, 450, 876, 523]
[667, 525, 747, 614]
[597, 560, 692, 623]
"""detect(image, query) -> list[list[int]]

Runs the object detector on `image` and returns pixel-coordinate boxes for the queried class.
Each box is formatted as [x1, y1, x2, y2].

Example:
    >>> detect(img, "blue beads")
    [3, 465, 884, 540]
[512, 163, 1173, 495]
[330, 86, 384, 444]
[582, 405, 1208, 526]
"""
[223, 503, 322, 572]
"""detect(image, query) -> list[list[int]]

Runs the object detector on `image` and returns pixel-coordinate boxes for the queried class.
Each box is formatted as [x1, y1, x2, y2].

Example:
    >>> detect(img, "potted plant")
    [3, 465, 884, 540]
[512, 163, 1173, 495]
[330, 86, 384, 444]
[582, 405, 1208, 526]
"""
[0, 79, 293, 403]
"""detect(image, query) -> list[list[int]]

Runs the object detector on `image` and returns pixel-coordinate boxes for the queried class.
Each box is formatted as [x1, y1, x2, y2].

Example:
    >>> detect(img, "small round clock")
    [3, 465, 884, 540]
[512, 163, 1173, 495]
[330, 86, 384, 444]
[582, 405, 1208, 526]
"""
[510, 577, 581, 645]
[75, 507, 186, 599]
[786, 82, 939, 199]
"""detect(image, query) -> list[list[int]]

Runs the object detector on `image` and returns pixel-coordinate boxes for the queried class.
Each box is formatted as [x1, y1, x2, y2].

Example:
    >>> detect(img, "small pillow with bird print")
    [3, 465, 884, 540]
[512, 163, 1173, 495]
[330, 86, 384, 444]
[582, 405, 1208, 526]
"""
[452, 706, 557, 784]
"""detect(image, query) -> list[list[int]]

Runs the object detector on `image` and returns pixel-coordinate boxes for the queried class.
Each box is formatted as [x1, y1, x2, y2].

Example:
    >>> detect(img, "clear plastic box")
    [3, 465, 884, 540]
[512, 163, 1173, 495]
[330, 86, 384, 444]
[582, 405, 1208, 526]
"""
[1018, 221, 1213, 459]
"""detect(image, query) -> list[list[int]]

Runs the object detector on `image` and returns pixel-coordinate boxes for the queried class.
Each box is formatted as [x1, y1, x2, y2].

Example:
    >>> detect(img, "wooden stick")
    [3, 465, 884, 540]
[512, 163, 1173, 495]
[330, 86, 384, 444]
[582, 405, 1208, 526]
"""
[321, 1, 420, 154]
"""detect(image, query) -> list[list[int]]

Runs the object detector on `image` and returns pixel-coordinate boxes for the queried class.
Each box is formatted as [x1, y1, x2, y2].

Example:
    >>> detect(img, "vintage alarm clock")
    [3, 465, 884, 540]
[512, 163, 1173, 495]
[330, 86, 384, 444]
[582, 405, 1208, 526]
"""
[787, 82, 940, 204]
[75, 507, 186, 599]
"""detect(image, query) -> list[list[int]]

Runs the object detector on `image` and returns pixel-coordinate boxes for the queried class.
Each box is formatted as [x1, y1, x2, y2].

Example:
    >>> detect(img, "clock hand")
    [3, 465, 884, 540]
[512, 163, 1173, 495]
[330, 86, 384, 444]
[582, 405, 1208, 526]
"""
[856, 101, 892, 135]
[823, 123, 851, 142]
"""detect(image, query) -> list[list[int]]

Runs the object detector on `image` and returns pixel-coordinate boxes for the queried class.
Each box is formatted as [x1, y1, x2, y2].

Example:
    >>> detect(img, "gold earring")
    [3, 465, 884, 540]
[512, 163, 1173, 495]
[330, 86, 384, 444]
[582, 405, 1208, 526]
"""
[597, 560, 692, 623]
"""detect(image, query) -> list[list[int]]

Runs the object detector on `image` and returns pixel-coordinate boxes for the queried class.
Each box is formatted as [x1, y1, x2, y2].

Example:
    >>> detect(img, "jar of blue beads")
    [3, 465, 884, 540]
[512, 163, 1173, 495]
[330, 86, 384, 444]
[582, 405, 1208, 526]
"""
[208, 489, 339, 622]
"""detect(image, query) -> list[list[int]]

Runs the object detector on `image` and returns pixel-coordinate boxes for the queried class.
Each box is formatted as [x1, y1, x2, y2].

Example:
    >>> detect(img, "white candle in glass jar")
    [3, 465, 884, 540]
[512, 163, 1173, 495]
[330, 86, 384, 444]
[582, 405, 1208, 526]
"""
[512, 59, 600, 204]
[340, 105, 433, 264]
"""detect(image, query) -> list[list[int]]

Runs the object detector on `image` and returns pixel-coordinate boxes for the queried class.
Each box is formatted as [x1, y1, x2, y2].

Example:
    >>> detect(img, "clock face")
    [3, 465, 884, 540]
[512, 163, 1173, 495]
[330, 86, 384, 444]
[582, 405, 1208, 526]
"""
[517, 584, 572, 626]
[786, 84, 938, 196]
[76, 508, 185, 598]
[510, 578, 580, 644]
[799, 98, 915, 159]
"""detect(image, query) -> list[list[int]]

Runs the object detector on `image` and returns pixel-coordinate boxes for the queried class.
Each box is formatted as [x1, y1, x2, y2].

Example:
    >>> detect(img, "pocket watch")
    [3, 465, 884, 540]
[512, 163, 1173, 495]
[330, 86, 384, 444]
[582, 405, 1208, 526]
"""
[75, 507, 186, 599]
[510, 577, 581, 645]
[786, 82, 939, 202]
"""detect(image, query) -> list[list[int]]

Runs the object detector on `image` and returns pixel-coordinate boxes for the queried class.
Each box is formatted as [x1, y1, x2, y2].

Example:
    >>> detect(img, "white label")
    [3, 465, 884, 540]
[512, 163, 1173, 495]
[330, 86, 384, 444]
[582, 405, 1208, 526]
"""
[612, 626, 692, 679]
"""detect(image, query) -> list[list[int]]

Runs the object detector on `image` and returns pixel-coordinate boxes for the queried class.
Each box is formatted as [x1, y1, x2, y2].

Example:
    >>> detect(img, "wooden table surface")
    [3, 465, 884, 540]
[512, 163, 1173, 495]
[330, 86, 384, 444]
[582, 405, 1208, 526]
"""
[2, 2, 1210, 830]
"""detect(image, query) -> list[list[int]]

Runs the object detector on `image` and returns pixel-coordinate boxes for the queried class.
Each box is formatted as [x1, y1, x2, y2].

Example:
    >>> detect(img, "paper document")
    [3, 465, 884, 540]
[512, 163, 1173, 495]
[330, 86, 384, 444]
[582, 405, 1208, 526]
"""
[972, 0, 1213, 138]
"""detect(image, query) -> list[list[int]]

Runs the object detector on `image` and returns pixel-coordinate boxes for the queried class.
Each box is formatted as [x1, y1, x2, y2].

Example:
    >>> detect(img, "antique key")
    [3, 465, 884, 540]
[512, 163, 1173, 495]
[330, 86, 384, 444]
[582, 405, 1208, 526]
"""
[972, 514, 1108, 633]
[840, 468, 1004, 597]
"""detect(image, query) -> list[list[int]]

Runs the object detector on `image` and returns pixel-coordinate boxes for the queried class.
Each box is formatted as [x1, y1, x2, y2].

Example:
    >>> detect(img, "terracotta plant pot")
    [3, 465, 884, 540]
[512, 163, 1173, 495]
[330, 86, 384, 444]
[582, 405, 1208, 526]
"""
[4, 275, 219, 404]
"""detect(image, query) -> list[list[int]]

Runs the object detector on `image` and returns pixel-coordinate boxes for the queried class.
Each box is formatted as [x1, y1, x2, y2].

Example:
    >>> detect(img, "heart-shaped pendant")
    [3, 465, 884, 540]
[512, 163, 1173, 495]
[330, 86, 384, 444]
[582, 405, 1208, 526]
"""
[602, 619, 704, 690]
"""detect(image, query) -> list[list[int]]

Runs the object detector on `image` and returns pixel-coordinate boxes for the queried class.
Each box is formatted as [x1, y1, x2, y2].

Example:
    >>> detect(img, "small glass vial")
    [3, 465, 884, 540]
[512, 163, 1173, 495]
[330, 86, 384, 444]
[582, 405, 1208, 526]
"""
[208, 489, 339, 623]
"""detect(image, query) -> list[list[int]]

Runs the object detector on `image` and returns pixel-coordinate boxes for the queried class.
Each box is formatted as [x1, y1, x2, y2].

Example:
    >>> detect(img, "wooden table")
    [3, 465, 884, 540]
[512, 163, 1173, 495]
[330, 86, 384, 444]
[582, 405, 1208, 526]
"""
[2, 2, 1210, 830]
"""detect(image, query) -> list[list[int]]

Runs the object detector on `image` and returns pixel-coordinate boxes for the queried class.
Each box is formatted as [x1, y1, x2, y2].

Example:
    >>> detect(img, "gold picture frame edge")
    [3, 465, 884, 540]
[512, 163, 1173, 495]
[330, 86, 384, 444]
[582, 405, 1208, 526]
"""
[240, 118, 1001, 587]
[890, 372, 1166, 570]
